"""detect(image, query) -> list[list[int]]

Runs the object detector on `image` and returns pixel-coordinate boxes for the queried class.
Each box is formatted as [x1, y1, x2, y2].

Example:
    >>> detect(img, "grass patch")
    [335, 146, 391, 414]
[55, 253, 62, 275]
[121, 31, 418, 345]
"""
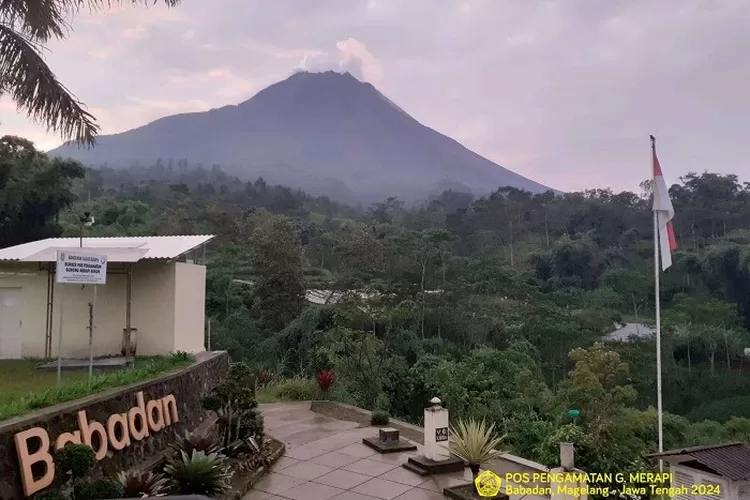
[0, 353, 194, 421]
[256, 377, 320, 403]
[255, 386, 281, 404]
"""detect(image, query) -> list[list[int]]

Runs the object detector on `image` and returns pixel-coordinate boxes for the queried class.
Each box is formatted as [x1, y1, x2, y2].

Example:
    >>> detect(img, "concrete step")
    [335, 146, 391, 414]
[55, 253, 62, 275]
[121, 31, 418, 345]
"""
[402, 461, 430, 476]
[406, 455, 465, 475]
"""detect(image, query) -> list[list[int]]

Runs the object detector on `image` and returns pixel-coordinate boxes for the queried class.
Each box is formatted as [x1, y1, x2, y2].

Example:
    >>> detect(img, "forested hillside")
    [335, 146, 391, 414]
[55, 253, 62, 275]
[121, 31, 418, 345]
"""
[5, 135, 750, 479]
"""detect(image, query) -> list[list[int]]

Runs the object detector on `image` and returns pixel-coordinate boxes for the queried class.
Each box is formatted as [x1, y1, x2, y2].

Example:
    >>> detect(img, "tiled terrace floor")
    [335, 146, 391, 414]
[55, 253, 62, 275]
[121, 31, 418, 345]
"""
[246, 402, 470, 500]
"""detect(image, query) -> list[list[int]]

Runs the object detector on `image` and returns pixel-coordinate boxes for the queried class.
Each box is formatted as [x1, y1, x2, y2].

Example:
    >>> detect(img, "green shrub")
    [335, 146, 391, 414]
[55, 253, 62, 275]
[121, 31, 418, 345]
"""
[202, 363, 263, 456]
[76, 479, 124, 500]
[201, 393, 222, 412]
[117, 470, 169, 498]
[54, 444, 96, 481]
[164, 450, 233, 496]
[272, 378, 318, 401]
[33, 489, 66, 500]
[170, 351, 194, 362]
[375, 393, 390, 412]
[371, 411, 390, 426]
[243, 410, 264, 443]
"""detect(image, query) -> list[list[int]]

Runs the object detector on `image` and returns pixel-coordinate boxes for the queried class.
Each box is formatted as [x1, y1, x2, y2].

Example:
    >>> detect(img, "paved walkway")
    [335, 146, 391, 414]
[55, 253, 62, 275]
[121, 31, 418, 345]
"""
[247, 403, 469, 500]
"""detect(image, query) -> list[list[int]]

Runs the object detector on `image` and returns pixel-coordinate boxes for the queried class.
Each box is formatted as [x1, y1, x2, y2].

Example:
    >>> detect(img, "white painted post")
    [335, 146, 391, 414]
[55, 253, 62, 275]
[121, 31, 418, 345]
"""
[424, 397, 450, 462]
[56, 286, 64, 385]
[550, 442, 587, 500]
[560, 442, 574, 470]
[88, 285, 97, 383]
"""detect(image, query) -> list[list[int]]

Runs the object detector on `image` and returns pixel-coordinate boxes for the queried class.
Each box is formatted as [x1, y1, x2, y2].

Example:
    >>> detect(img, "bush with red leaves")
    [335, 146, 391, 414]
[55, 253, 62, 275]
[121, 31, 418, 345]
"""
[316, 370, 335, 394]
[256, 370, 275, 387]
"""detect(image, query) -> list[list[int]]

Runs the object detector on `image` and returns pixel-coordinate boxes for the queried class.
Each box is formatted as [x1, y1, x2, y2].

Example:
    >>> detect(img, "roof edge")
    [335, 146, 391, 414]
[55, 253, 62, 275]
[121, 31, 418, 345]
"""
[647, 442, 745, 458]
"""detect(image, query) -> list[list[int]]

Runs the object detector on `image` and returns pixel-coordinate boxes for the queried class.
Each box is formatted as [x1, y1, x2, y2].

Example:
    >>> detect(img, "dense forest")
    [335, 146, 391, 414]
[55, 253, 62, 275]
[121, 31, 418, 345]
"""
[4, 135, 750, 480]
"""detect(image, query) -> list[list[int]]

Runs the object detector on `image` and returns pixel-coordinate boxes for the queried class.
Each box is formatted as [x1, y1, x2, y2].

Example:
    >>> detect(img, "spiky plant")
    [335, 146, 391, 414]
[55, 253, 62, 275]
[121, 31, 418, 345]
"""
[117, 470, 170, 498]
[164, 450, 233, 496]
[449, 418, 505, 478]
[172, 428, 221, 455]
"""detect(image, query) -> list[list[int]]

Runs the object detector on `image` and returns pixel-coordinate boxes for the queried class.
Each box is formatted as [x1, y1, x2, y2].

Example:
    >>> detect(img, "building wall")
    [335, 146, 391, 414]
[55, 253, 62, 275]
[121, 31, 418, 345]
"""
[0, 264, 48, 358]
[0, 260, 208, 359]
[0, 264, 130, 358]
[130, 262, 176, 356]
[173, 262, 206, 353]
[54, 273, 127, 358]
[671, 464, 732, 500]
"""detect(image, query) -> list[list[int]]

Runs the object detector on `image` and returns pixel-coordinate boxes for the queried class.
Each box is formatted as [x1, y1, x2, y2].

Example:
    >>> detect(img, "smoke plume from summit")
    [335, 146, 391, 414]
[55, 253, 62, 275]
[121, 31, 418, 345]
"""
[297, 38, 382, 82]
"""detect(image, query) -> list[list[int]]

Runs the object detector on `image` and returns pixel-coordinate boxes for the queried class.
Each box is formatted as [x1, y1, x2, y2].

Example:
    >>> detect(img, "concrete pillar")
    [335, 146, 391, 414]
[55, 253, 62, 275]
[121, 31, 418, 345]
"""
[560, 442, 574, 470]
[550, 442, 587, 500]
[424, 397, 450, 461]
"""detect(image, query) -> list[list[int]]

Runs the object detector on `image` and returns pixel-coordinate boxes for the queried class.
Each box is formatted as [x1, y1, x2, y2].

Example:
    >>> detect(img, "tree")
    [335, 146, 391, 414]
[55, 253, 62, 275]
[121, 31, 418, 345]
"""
[551, 237, 603, 289]
[553, 344, 646, 478]
[399, 228, 452, 337]
[601, 268, 652, 322]
[0, 135, 84, 246]
[0, 0, 181, 145]
[249, 211, 305, 332]
[333, 220, 385, 288]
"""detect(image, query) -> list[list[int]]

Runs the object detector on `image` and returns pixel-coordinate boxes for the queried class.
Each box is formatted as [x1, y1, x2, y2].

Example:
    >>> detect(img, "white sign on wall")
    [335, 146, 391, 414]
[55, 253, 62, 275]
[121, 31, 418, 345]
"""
[55, 250, 108, 285]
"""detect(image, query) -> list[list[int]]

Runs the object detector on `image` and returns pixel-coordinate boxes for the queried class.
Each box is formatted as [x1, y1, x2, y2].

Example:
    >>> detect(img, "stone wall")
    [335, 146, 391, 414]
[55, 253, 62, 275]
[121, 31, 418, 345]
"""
[0, 351, 229, 500]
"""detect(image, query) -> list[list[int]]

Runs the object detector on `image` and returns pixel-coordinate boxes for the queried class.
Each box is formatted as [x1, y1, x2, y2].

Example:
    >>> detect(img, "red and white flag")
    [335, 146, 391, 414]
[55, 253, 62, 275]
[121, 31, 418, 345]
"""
[652, 138, 677, 270]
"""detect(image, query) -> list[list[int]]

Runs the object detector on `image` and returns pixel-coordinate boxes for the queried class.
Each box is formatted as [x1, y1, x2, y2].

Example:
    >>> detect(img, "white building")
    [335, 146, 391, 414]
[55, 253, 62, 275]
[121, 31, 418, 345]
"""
[0, 235, 213, 359]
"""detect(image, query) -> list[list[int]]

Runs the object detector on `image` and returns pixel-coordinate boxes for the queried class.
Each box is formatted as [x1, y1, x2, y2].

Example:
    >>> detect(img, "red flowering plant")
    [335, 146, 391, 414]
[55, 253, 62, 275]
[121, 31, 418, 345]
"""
[316, 370, 335, 399]
[256, 370, 275, 387]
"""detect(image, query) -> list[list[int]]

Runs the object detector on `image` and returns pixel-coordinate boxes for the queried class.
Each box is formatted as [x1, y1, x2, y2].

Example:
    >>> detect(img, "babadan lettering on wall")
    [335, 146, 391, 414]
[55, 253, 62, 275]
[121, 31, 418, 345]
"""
[14, 391, 179, 497]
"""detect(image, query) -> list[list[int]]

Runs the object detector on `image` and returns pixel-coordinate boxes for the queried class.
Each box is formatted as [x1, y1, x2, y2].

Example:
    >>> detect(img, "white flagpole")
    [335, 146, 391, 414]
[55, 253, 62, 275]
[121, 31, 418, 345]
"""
[652, 135, 665, 472]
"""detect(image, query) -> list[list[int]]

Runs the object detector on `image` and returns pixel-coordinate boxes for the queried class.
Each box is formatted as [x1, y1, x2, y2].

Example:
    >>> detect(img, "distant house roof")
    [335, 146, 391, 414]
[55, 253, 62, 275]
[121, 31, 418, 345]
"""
[605, 322, 656, 342]
[0, 235, 214, 263]
[649, 443, 750, 481]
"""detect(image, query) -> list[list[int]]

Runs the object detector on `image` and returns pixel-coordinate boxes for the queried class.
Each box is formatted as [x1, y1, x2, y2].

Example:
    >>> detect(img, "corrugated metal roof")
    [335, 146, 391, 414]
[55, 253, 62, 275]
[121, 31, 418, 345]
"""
[650, 443, 750, 481]
[0, 235, 214, 263]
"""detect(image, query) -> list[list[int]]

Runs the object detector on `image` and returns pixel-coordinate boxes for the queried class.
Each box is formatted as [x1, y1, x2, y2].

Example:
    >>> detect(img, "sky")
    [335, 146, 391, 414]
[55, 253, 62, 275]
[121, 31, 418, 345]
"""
[2, 0, 749, 193]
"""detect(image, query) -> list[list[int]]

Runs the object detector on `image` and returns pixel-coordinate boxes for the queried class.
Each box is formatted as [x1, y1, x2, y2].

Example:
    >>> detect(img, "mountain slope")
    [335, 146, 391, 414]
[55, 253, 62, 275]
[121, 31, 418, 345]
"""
[50, 71, 555, 202]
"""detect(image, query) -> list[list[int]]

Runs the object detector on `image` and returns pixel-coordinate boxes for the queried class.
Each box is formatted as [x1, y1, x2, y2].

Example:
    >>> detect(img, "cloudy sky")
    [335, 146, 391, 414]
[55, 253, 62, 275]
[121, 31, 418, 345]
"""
[2, 0, 749, 192]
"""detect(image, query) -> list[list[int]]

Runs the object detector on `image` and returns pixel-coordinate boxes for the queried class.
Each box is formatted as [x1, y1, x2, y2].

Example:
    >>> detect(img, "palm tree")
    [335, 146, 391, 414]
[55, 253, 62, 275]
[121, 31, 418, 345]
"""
[0, 0, 180, 146]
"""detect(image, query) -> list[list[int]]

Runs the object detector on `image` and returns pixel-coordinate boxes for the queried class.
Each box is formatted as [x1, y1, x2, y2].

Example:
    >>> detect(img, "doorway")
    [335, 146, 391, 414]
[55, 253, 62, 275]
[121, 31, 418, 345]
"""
[0, 287, 22, 359]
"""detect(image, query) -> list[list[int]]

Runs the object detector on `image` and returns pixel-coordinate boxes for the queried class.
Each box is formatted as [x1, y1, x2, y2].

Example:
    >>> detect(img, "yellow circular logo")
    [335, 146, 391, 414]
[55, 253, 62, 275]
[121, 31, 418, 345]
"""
[475, 470, 502, 497]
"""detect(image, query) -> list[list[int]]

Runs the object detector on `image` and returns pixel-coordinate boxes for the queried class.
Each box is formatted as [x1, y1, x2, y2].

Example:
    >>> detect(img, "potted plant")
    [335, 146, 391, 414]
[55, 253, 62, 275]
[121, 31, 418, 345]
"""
[449, 418, 504, 491]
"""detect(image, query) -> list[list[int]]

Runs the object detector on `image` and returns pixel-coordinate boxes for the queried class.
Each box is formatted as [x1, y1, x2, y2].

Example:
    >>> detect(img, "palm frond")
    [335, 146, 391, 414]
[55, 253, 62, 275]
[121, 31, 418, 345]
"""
[0, 1, 181, 42]
[0, 0, 181, 145]
[0, 22, 99, 145]
[449, 418, 505, 466]
[0, 0, 68, 41]
[81, 0, 182, 8]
